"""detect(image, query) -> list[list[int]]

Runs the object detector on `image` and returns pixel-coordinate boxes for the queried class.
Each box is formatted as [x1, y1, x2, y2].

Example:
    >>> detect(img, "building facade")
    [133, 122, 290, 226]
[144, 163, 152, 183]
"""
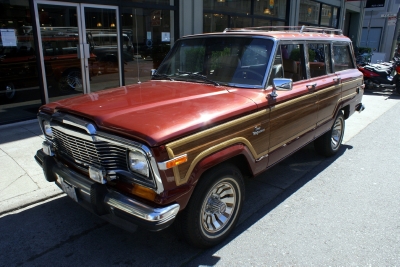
[0, 0, 364, 125]
[361, 0, 400, 62]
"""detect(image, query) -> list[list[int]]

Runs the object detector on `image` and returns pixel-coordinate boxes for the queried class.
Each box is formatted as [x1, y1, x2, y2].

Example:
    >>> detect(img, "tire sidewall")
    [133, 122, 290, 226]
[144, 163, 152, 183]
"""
[330, 113, 345, 153]
[182, 164, 244, 247]
[198, 176, 242, 240]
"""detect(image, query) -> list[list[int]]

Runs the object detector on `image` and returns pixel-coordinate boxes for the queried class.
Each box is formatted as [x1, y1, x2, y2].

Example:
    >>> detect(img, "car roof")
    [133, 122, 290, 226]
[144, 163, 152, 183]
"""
[183, 26, 351, 43]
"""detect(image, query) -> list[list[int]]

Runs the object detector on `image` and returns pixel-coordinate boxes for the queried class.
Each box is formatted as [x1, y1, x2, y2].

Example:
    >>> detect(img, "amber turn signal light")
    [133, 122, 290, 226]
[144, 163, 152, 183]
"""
[157, 154, 188, 170]
[131, 184, 156, 201]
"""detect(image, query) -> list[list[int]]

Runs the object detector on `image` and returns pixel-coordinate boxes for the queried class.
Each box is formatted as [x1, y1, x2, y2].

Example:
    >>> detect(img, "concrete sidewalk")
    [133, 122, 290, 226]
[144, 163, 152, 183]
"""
[0, 91, 398, 215]
[0, 120, 62, 215]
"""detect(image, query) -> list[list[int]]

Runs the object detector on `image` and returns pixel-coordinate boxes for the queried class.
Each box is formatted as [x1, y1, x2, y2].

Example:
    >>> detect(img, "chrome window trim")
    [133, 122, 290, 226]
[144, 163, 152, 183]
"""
[38, 111, 165, 194]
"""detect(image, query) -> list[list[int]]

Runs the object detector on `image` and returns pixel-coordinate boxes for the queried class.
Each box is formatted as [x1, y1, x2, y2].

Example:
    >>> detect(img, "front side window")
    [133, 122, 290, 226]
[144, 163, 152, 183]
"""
[156, 37, 274, 87]
[333, 44, 354, 72]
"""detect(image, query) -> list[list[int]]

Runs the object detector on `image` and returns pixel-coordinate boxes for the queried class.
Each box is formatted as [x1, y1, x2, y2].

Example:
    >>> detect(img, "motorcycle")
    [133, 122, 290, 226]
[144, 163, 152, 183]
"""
[357, 58, 400, 94]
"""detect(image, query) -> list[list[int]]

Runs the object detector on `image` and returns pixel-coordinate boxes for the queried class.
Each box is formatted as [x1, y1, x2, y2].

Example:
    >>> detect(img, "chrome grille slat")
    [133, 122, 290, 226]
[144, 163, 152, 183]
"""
[52, 127, 128, 171]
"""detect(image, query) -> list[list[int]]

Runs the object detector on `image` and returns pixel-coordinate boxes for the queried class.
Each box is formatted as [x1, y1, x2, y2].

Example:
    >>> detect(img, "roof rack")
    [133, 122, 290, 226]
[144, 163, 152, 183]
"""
[223, 26, 343, 35]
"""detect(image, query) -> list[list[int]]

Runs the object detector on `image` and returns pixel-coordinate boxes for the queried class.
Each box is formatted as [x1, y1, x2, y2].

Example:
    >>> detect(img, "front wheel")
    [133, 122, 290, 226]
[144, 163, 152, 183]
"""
[175, 164, 244, 248]
[314, 112, 345, 157]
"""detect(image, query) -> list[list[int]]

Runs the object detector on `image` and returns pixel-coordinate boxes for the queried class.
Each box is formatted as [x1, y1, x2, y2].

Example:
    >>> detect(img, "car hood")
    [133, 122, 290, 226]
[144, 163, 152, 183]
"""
[42, 81, 257, 146]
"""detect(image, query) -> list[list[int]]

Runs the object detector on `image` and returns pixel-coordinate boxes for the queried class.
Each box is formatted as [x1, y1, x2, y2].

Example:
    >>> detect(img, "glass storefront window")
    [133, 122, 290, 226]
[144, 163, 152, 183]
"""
[321, 4, 332, 26]
[203, 0, 288, 33]
[121, 8, 174, 85]
[253, 19, 285, 27]
[230, 16, 252, 28]
[331, 7, 338, 28]
[299, 0, 320, 25]
[37, 4, 86, 101]
[129, 0, 172, 5]
[204, 0, 251, 14]
[0, 0, 42, 124]
[254, 0, 287, 20]
[204, 14, 228, 33]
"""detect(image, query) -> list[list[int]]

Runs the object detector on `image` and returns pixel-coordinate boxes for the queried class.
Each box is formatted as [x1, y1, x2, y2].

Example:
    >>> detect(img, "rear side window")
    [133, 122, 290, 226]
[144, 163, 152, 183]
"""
[333, 44, 354, 71]
[309, 43, 328, 78]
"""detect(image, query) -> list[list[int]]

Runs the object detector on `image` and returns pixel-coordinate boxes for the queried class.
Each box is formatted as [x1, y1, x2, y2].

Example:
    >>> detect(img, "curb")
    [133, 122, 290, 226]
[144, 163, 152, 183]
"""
[0, 186, 64, 216]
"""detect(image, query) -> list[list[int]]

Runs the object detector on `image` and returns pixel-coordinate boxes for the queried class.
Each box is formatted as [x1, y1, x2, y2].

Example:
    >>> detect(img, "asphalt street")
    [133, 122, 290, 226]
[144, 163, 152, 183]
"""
[0, 90, 399, 266]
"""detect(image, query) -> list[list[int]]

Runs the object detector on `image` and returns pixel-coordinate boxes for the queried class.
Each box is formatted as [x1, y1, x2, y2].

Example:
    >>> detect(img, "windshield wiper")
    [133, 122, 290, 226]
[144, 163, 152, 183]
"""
[177, 71, 219, 86]
[152, 73, 174, 81]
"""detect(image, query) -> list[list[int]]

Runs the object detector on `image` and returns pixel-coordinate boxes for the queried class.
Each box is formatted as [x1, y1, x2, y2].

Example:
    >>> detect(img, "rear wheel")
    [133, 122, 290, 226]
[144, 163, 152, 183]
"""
[175, 164, 244, 248]
[314, 112, 345, 157]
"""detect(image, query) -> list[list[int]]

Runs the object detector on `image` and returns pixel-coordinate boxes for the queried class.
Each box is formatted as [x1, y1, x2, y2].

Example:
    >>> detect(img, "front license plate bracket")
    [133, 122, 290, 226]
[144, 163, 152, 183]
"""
[58, 175, 78, 202]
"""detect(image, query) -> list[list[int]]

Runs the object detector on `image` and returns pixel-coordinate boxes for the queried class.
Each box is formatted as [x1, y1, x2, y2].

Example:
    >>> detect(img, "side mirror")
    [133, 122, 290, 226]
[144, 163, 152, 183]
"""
[270, 78, 293, 98]
[151, 69, 156, 76]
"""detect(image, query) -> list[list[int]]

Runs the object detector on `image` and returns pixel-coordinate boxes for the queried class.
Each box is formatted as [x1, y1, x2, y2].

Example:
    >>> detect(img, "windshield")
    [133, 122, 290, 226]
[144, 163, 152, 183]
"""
[155, 36, 274, 87]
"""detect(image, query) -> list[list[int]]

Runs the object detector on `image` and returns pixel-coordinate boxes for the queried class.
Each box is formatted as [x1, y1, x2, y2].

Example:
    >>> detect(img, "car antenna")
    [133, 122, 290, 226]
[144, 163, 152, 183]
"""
[135, 9, 141, 84]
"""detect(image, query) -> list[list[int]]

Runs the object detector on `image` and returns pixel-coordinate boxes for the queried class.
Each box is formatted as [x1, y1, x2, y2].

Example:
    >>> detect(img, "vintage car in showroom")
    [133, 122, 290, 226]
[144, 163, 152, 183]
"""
[34, 26, 365, 248]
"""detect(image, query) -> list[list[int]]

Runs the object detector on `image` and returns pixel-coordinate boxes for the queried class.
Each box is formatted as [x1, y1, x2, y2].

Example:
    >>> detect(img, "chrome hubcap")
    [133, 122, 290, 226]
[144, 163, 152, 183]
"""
[201, 181, 236, 234]
[67, 71, 82, 89]
[331, 118, 343, 150]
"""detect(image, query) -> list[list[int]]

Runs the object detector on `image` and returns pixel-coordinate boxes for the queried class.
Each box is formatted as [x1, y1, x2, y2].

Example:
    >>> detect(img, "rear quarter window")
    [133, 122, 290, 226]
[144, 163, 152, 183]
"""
[333, 44, 354, 71]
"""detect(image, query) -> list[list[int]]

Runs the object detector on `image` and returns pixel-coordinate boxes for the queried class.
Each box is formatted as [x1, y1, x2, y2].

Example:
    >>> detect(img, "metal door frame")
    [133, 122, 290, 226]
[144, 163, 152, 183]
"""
[34, 1, 121, 103]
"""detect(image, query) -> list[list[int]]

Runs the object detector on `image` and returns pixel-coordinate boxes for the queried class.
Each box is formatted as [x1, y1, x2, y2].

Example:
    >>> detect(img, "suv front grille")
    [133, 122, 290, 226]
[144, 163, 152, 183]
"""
[52, 127, 128, 177]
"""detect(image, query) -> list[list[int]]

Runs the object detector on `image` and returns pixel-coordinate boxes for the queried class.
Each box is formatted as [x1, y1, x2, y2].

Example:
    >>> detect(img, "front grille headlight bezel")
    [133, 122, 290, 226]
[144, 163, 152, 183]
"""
[42, 120, 53, 138]
[37, 111, 165, 194]
[128, 149, 150, 178]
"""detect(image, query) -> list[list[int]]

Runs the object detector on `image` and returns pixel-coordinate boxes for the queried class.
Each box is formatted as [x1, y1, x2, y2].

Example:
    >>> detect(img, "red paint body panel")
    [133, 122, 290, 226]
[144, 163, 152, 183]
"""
[42, 81, 258, 146]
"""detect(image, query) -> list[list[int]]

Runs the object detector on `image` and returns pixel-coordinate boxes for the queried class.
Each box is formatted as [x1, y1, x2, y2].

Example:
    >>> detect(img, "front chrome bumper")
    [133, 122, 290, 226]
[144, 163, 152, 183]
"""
[34, 148, 179, 232]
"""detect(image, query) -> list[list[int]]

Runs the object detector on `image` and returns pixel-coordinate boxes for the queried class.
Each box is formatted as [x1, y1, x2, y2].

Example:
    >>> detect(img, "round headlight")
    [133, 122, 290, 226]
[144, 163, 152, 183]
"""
[43, 120, 53, 137]
[128, 150, 149, 177]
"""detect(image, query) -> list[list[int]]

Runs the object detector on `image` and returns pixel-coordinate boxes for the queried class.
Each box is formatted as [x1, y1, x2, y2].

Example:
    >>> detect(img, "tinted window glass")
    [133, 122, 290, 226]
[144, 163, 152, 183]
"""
[157, 37, 274, 87]
[309, 43, 327, 78]
[333, 44, 354, 71]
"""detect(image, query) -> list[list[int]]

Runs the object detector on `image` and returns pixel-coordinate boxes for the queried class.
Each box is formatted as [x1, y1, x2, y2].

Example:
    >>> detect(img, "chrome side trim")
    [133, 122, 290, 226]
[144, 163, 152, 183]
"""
[105, 191, 180, 223]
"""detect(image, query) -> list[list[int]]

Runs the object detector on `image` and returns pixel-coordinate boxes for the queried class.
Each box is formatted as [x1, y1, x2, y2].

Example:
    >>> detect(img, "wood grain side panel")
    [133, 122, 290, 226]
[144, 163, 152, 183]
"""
[269, 94, 317, 151]
[316, 85, 341, 125]
[166, 109, 270, 185]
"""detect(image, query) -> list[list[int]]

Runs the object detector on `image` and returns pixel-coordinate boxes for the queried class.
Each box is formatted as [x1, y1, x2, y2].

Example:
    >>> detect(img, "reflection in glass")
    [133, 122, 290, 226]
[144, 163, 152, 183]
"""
[254, 0, 287, 19]
[85, 7, 120, 93]
[0, 0, 42, 124]
[121, 8, 174, 85]
[321, 4, 332, 27]
[204, 14, 228, 33]
[203, 0, 251, 13]
[299, 0, 321, 25]
[230, 16, 252, 28]
[37, 4, 83, 102]
[156, 37, 274, 87]
[253, 19, 285, 27]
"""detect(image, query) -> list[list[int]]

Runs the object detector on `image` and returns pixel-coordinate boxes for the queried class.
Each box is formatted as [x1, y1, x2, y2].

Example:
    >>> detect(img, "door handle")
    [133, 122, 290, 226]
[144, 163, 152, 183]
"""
[306, 83, 317, 90]
[333, 77, 341, 83]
